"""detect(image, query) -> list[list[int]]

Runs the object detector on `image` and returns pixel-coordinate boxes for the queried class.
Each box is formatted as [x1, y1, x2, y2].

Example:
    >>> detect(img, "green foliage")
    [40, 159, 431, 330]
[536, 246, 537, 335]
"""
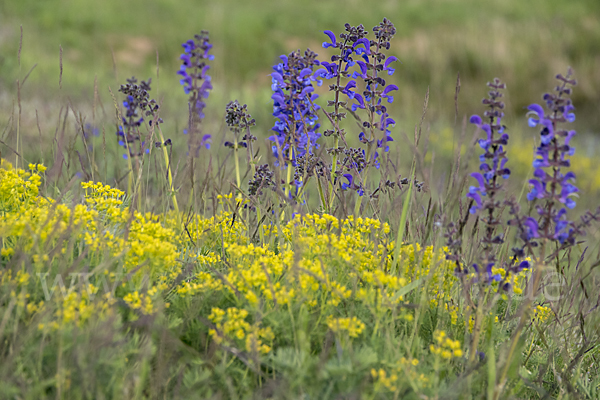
[2, 160, 597, 398]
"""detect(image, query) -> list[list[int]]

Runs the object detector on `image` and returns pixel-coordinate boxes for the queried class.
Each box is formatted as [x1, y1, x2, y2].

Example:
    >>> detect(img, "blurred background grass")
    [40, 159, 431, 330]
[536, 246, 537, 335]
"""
[1, 0, 599, 208]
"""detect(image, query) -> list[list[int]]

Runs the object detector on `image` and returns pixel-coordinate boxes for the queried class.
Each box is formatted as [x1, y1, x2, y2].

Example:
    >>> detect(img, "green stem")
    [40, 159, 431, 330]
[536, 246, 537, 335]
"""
[316, 175, 328, 213]
[234, 144, 242, 198]
[285, 146, 293, 199]
[353, 143, 374, 216]
[390, 161, 415, 275]
[494, 260, 543, 399]
[328, 135, 339, 209]
[157, 126, 180, 217]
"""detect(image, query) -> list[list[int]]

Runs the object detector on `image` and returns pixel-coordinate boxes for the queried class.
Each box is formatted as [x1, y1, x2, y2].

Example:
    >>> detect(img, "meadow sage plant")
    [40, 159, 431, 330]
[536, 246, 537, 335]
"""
[318, 19, 399, 213]
[116, 77, 161, 161]
[463, 78, 513, 285]
[224, 100, 256, 192]
[523, 68, 579, 246]
[451, 79, 531, 367]
[317, 23, 368, 205]
[269, 48, 322, 199]
[178, 31, 213, 155]
[116, 77, 162, 196]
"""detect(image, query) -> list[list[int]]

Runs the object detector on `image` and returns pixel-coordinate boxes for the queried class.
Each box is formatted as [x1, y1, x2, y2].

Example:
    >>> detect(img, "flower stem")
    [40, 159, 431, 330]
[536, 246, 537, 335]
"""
[157, 125, 180, 217]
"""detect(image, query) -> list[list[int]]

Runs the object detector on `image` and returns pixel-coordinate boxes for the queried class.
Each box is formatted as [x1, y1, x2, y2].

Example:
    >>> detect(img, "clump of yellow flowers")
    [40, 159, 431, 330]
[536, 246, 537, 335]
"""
[0, 159, 547, 397]
[430, 330, 463, 359]
[327, 316, 366, 338]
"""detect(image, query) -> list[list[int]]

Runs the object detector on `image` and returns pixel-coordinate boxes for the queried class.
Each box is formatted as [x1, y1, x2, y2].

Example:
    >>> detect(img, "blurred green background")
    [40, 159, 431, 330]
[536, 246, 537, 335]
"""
[2, 0, 600, 123]
[1, 0, 599, 201]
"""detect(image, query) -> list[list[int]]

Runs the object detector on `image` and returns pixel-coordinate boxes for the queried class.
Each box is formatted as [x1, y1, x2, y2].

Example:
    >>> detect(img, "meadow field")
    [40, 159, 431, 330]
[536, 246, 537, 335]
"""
[1, 0, 600, 398]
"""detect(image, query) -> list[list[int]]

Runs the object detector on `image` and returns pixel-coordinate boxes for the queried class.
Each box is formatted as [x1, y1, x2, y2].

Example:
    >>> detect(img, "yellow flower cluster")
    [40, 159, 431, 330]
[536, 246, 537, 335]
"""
[444, 302, 459, 325]
[208, 307, 273, 354]
[371, 368, 399, 392]
[394, 243, 457, 307]
[327, 316, 366, 338]
[370, 357, 429, 394]
[171, 210, 461, 348]
[123, 291, 154, 315]
[53, 289, 116, 328]
[0, 162, 183, 329]
[429, 330, 463, 359]
[0, 158, 506, 383]
[209, 307, 251, 341]
[0, 159, 49, 214]
[81, 181, 125, 213]
[534, 305, 552, 322]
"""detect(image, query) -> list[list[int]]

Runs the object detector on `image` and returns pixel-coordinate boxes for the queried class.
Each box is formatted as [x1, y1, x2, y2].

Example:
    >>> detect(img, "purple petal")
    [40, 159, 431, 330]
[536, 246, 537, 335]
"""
[271, 72, 284, 85]
[384, 56, 398, 68]
[356, 61, 368, 78]
[563, 171, 576, 182]
[524, 218, 539, 238]
[322, 30, 337, 48]
[528, 179, 545, 199]
[470, 172, 486, 190]
[299, 68, 313, 79]
[518, 261, 530, 271]
[383, 84, 398, 95]
[534, 168, 546, 179]
[469, 115, 482, 125]
[354, 38, 371, 55]
[527, 103, 545, 117]
[300, 86, 314, 97]
[565, 130, 576, 145]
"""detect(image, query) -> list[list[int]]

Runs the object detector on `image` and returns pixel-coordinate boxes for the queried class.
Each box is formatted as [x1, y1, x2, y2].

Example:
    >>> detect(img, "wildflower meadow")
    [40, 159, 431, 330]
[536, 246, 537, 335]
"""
[1, 5, 600, 400]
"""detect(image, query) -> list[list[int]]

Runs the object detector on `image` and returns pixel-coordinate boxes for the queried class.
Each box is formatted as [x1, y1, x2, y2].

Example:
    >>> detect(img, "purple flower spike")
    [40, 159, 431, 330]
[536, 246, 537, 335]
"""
[316, 20, 399, 201]
[466, 78, 510, 218]
[269, 49, 321, 167]
[178, 31, 214, 155]
[116, 77, 162, 160]
[525, 69, 579, 243]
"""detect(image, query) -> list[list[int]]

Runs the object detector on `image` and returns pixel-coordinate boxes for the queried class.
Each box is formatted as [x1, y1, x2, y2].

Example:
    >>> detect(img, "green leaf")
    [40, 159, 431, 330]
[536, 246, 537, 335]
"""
[391, 277, 422, 302]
